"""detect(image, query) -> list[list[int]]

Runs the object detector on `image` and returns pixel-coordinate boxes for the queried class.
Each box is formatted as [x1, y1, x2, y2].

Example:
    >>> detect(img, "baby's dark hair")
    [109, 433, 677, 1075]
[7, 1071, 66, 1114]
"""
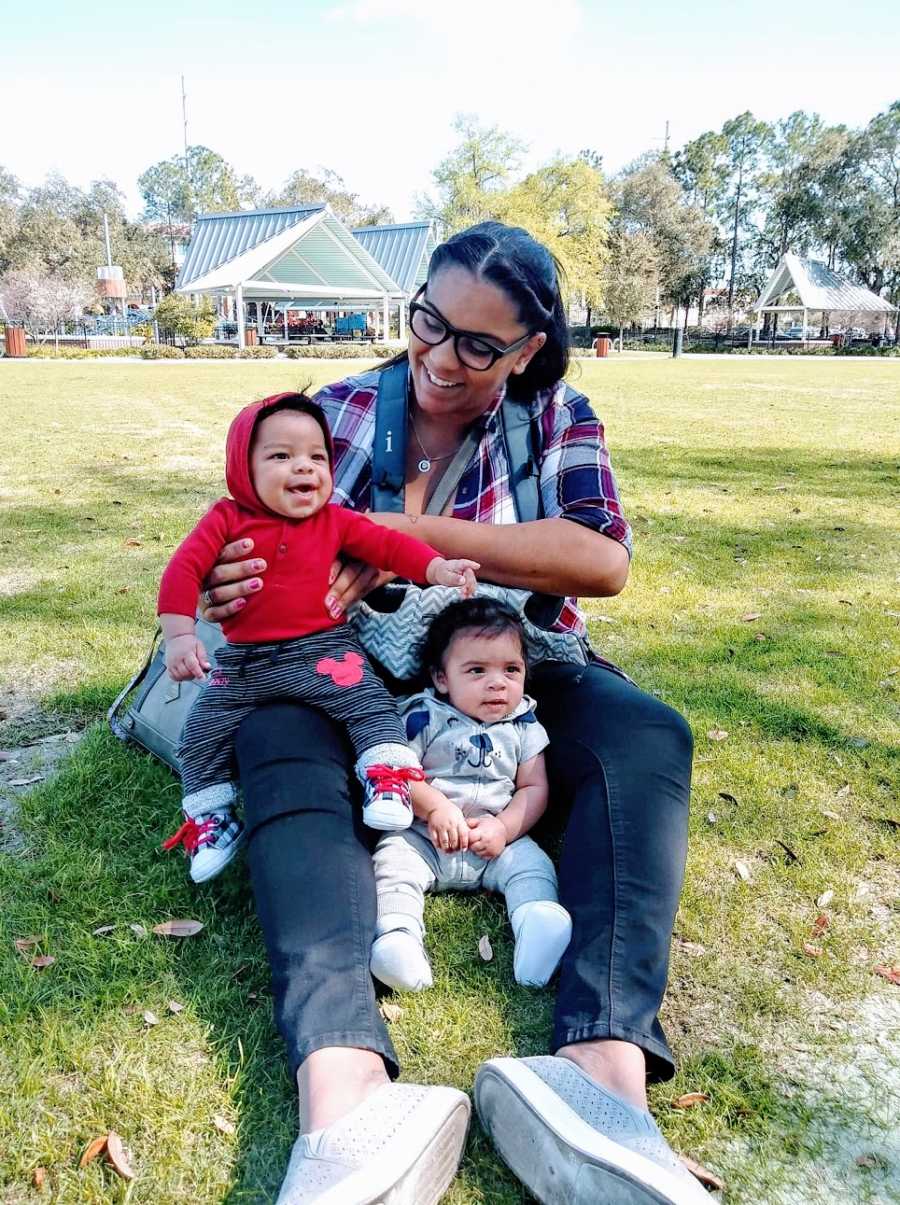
[252, 389, 333, 463]
[421, 598, 527, 675]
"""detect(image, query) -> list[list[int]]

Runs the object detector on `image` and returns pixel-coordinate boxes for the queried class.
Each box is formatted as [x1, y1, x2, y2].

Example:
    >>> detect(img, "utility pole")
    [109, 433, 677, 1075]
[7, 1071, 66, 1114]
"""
[181, 75, 190, 188]
[663, 120, 670, 155]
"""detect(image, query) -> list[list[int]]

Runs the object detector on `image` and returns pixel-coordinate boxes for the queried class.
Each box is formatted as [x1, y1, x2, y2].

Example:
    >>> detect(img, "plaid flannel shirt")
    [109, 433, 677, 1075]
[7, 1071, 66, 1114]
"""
[313, 368, 632, 646]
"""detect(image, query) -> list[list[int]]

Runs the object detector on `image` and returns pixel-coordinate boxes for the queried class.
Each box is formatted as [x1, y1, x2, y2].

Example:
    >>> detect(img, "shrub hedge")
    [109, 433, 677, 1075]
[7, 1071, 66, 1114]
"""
[184, 345, 239, 359]
[140, 345, 185, 359]
[284, 343, 397, 360]
[25, 345, 146, 359]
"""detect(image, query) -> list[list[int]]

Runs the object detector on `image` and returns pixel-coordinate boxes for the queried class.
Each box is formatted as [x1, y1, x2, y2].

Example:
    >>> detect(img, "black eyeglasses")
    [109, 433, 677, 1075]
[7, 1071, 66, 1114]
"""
[408, 287, 534, 371]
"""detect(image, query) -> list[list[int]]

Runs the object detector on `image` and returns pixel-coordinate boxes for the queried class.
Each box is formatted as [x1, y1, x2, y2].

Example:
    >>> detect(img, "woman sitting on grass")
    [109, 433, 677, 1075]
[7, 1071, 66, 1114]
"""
[201, 221, 705, 1205]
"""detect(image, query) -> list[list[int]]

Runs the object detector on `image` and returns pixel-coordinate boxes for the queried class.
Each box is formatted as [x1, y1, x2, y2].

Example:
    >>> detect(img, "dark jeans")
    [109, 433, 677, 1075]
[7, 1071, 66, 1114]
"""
[235, 661, 692, 1083]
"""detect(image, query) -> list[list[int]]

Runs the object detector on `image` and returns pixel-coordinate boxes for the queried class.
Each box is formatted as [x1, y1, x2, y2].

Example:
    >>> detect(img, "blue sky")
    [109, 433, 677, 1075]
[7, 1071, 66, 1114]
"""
[2, 0, 897, 219]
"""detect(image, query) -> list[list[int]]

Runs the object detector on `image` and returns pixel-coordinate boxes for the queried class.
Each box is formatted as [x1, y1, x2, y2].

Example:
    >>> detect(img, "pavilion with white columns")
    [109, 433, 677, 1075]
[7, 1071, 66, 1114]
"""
[175, 204, 407, 347]
[751, 252, 897, 342]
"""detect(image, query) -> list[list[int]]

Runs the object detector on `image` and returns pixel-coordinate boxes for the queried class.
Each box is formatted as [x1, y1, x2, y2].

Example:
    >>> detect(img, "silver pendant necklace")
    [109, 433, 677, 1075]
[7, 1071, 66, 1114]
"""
[411, 418, 457, 474]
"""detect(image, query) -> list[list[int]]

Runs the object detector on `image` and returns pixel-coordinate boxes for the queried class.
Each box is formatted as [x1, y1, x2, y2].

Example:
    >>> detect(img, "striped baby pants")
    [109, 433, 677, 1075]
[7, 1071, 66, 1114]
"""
[177, 626, 413, 817]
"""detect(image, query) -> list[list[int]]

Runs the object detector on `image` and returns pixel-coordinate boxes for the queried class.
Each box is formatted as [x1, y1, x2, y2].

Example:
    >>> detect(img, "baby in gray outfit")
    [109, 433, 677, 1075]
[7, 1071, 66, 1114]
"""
[371, 598, 573, 991]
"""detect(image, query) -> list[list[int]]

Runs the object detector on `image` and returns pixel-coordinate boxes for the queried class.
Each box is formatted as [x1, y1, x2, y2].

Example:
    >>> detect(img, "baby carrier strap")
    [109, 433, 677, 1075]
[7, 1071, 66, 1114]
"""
[372, 359, 565, 629]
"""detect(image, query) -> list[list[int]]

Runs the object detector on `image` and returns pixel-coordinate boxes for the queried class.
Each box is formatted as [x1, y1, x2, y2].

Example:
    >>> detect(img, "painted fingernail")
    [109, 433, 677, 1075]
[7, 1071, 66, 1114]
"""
[324, 594, 335, 609]
[249, 578, 261, 590]
[234, 598, 247, 609]
[242, 540, 252, 550]
[252, 560, 265, 571]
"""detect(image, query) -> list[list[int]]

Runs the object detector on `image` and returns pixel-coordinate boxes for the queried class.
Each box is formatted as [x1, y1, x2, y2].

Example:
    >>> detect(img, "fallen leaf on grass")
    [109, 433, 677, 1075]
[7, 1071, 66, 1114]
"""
[167, 999, 184, 1014]
[740, 611, 762, 622]
[32, 1167, 46, 1190]
[152, 919, 204, 938]
[31, 955, 56, 970]
[478, 935, 493, 961]
[213, 1115, 235, 1135]
[706, 811, 717, 824]
[803, 943, 824, 958]
[856, 1153, 887, 1169]
[835, 783, 851, 798]
[873, 965, 900, 985]
[707, 728, 729, 742]
[753, 631, 768, 641]
[9, 776, 44, 787]
[672, 1092, 709, 1109]
[718, 792, 738, 805]
[734, 860, 752, 882]
[812, 913, 829, 936]
[14, 936, 40, 953]
[380, 1001, 404, 1022]
[105, 1132, 134, 1181]
[92, 925, 116, 936]
[680, 1155, 725, 1192]
[129, 923, 147, 937]
[142, 1010, 159, 1027]
[816, 890, 834, 908]
[123, 538, 143, 549]
[79, 1135, 108, 1168]
[675, 938, 706, 956]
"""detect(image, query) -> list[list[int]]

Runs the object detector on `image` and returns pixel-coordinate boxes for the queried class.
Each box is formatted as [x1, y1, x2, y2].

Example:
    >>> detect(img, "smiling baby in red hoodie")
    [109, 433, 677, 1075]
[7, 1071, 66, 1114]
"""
[157, 392, 478, 884]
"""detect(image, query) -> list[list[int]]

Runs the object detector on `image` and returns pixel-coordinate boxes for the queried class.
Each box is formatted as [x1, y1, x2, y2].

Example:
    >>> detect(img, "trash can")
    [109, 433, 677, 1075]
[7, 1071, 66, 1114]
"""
[3, 326, 27, 358]
[831, 333, 846, 349]
[593, 335, 611, 358]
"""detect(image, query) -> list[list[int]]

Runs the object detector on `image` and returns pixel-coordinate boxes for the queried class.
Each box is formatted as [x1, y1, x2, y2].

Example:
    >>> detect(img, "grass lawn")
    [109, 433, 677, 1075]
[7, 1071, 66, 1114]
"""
[1, 357, 898, 1203]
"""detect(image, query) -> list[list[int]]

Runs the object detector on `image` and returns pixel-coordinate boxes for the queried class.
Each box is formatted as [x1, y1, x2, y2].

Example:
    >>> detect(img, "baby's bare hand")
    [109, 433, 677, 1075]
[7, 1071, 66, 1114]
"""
[428, 802, 469, 852]
[467, 814, 508, 860]
[166, 635, 210, 682]
[427, 557, 480, 597]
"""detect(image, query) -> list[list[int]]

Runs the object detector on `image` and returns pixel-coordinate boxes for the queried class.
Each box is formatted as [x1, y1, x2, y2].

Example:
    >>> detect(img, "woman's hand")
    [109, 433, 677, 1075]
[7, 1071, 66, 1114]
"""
[467, 814, 508, 860]
[198, 538, 267, 624]
[324, 558, 396, 620]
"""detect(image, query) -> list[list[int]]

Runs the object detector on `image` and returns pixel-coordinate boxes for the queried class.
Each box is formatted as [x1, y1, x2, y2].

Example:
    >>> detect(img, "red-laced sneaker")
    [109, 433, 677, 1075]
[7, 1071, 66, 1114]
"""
[162, 810, 245, 884]
[362, 765, 424, 832]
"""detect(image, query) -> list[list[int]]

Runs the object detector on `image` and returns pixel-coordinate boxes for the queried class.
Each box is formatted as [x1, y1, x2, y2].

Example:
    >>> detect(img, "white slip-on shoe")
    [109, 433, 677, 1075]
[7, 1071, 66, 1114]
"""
[276, 1081, 470, 1205]
[475, 1056, 712, 1204]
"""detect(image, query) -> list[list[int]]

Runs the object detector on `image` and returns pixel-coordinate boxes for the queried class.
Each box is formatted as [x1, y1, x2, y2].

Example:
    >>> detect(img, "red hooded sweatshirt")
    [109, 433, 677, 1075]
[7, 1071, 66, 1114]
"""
[157, 392, 439, 643]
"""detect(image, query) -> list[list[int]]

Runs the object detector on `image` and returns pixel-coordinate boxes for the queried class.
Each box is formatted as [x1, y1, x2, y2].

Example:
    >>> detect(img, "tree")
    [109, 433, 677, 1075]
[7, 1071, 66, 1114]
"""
[153, 293, 216, 345]
[719, 113, 772, 326]
[602, 229, 658, 348]
[138, 146, 260, 224]
[417, 114, 526, 234]
[502, 157, 612, 310]
[265, 167, 392, 227]
[613, 157, 715, 326]
[5, 173, 169, 296]
[0, 268, 91, 346]
[0, 167, 20, 273]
